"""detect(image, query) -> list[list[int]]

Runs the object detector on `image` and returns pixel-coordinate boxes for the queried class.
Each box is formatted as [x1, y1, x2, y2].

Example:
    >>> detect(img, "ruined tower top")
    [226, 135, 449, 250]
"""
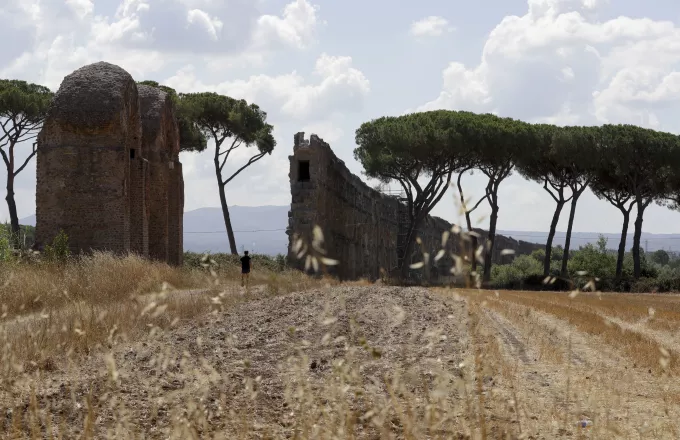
[293, 132, 331, 152]
[138, 84, 179, 159]
[35, 61, 184, 264]
[46, 61, 137, 131]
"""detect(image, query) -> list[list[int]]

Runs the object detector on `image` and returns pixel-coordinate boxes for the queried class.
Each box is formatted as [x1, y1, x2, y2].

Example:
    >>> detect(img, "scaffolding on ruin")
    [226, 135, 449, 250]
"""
[379, 188, 413, 276]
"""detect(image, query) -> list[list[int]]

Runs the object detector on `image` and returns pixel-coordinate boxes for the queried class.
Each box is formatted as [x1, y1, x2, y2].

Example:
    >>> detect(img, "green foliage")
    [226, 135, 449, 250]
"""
[550, 125, 601, 182]
[354, 110, 473, 183]
[275, 253, 287, 271]
[0, 223, 35, 250]
[491, 255, 543, 288]
[43, 230, 71, 263]
[0, 79, 53, 124]
[530, 249, 545, 263]
[183, 252, 287, 272]
[551, 245, 564, 261]
[599, 124, 676, 199]
[179, 92, 275, 156]
[651, 249, 670, 266]
[0, 226, 12, 262]
[489, 233, 680, 292]
[567, 239, 616, 279]
[0, 79, 53, 238]
[354, 110, 474, 275]
[138, 80, 178, 101]
[469, 113, 532, 172]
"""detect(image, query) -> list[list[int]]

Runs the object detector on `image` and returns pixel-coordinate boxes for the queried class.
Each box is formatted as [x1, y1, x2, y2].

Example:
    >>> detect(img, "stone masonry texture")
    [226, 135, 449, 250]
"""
[35, 62, 184, 265]
[286, 133, 542, 281]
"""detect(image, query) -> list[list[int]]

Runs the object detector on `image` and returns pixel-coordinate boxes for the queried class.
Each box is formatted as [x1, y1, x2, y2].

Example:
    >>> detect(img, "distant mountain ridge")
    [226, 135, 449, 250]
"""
[20, 206, 289, 256]
[19, 207, 680, 255]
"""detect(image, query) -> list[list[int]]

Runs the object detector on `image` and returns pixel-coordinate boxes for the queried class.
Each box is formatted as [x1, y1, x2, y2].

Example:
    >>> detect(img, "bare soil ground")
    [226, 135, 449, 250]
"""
[1, 285, 471, 439]
[457, 288, 680, 439]
[2, 284, 680, 439]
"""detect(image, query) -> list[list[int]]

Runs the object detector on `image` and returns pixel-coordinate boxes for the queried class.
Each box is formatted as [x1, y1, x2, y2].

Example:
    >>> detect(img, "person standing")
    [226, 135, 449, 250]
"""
[240, 251, 252, 287]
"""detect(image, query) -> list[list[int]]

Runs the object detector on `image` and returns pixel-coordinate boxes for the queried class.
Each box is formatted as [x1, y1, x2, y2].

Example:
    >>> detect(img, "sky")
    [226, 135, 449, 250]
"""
[3, 0, 680, 234]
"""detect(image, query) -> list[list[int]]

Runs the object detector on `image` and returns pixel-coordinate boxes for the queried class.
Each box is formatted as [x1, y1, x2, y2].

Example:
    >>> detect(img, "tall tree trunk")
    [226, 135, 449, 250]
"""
[632, 200, 645, 278]
[464, 211, 477, 272]
[560, 192, 582, 277]
[399, 213, 426, 279]
[458, 169, 478, 272]
[5, 174, 20, 247]
[217, 183, 238, 255]
[545, 201, 565, 276]
[482, 203, 498, 283]
[616, 207, 630, 279]
[214, 148, 238, 255]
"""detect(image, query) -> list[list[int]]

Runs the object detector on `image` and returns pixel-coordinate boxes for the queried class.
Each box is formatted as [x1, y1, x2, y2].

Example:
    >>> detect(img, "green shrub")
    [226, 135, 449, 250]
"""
[0, 227, 12, 262]
[43, 229, 71, 263]
[183, 251, 286, 272]
[491, 254, 543, 288]
[275, 253, 287, 271]
[567, 242, 616, 279]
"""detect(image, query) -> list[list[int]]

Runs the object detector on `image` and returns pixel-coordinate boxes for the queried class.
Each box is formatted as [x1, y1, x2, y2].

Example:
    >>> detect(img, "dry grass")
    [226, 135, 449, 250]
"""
[450, 287, 680, 438]
[2, 243, 680, 438]
[0, 254, 485, 439]
[0, 253, 331, 389]
[489, 290, 680, 374]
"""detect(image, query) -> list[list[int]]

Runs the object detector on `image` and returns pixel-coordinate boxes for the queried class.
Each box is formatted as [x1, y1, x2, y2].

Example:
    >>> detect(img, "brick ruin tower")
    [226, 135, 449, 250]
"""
[34, 61, 184, 265]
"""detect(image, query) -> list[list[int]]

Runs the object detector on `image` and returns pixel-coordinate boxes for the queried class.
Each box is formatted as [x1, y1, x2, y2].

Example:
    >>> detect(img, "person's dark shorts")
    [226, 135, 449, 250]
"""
[242, 269, 250, 274]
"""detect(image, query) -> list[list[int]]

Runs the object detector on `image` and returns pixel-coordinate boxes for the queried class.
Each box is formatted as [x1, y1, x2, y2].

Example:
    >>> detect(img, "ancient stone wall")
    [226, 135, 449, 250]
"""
[35, 62, 183, 265]
[36, 62, 139, 255]
[167, 162, 184, 266]
[287, 133, 400, 280]
[139, 84, 181, 263]
[286, 132, 542, 281]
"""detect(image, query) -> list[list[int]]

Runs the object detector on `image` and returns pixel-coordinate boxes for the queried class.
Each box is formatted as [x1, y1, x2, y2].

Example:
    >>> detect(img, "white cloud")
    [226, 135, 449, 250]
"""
[164, 53, 370, 120]
[409, 16, 453, 38]
[65, 0, 94, 20]
[0, 0, 325, 91]
[419, 0, 680, 130]
[186, 9, 223, 40]
[301, 120, 345, 144]
[254, 0, 321, 50]
[418, 0, 680, 232]
[165, 50, 370, 214]
[0, 0, 330, 222]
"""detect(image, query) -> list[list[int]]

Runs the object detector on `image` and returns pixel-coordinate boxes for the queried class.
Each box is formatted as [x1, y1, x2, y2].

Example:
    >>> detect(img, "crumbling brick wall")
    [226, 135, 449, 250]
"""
[286, 132, 542, 281]
[35, 62, 183, 265]
[35, 62, 139, 255]
[139, 84, 181, 263]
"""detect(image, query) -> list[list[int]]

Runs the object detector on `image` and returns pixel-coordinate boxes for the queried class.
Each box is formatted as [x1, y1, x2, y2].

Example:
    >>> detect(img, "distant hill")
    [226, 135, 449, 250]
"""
[182, 206, 288, 255]
[20, 214, 36, 226]
[20, 208, 680, 255]
[497, 230, 680, 253]
[21, 206, 290, 256]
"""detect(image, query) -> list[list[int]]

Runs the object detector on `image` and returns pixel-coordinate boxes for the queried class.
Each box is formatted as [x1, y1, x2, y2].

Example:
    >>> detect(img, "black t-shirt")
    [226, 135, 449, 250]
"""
[240, 255, 251, 272]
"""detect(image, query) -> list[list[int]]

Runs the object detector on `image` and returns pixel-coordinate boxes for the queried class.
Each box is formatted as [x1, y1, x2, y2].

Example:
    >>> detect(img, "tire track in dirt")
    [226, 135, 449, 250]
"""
[466, 291, 680, 438]
[500, 291, 680, 368]
[491, 297, 588, 367]
[482, 301, 586, 368]
[597, 313, 680, 355]
[483, 309, 531, 363]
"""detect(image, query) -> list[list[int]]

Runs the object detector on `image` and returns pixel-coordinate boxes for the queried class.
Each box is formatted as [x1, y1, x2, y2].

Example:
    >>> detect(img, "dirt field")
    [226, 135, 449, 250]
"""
[458, 288, 680, 439]
[1, 282, 680, 439]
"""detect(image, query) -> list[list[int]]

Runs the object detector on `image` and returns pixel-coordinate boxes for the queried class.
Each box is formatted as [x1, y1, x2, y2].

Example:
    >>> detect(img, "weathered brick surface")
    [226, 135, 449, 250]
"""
[167, 161, 184, 266]
[139, 84, 177, 262]
[35, 62, 138, 255]
[130, 157, 148, 256]
[35, 62, 183, 264]
[286, 132, 542, 281]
